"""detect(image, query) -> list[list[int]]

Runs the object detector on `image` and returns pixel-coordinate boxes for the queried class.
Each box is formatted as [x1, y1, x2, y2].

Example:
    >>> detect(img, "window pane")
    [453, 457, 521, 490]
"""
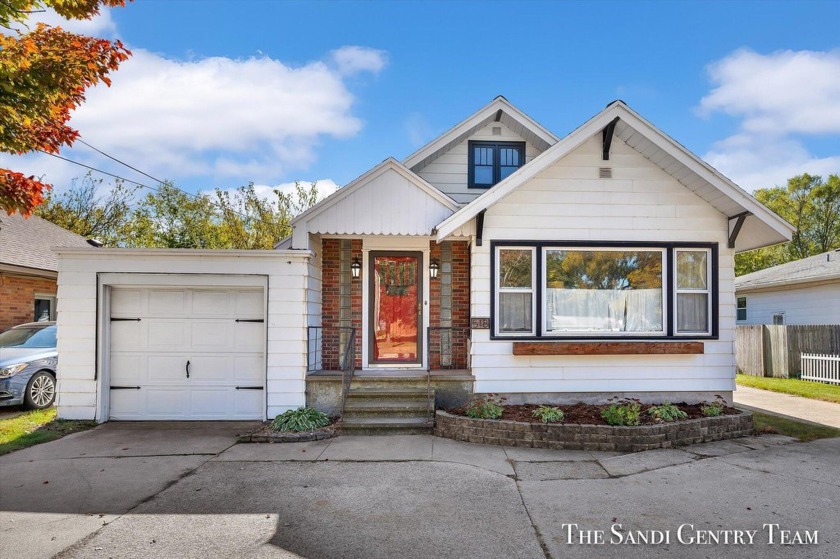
[499, 292, 532, 333]
[499, 250, 532, 288]
[544, 249, 663, 333]
[474, 166, 494, 185]
[677, 251, 707, 290]
[500, 165, 518, 181]
[677, 293, 708, 332]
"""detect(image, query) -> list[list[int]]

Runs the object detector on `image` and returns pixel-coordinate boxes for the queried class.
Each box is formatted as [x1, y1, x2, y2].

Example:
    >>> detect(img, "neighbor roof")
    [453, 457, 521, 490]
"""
[434, 100, 795, 252]
[736, 250, 840, 292]
[0, 213, 91, 273]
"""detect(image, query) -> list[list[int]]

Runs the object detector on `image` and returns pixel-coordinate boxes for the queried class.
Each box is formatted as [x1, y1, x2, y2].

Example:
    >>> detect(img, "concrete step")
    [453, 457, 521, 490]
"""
[346, 388, 429, 401]
[349, 376, 430, 391]
[343, 400, 431, 419]
[341, 416, 434, 435]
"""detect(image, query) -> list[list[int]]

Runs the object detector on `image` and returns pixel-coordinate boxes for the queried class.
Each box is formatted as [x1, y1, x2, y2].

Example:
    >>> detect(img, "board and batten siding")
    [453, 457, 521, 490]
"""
[469, 133, 737, 397]
[55, 250, 312, 421]
[415, 121, 545, 204]
[737, 283, 840, 326]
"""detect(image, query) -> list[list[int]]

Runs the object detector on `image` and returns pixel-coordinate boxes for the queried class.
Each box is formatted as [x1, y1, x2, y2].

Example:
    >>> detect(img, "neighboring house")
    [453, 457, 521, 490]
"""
[0, 212, 92, 332]
[735, 250, 840, 325]
[54, 98, 793, 424]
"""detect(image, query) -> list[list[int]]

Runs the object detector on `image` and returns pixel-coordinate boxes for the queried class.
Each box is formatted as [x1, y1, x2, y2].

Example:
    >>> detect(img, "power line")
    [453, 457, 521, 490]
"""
[37, 148, 285, 229]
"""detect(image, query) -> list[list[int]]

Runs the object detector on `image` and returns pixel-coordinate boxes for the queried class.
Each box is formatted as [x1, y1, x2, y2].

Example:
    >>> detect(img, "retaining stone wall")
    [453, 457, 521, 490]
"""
[435, 410, 754, 452]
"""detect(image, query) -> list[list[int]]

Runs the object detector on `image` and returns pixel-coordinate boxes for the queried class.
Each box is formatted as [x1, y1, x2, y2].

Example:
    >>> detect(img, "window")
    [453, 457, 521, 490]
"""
[495, 248, 536, 335]
[674, 249, 712, 335]
[736, 297, 747, 322]
[468, 141, 525, 188]
[773, 313, 785, 325]
[491, 242, 718, 339]
[34, 296, 56, 322]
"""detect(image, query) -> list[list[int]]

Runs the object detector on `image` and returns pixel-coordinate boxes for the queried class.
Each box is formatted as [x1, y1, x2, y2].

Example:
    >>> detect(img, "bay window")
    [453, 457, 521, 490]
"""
[492, 242, 717, 339]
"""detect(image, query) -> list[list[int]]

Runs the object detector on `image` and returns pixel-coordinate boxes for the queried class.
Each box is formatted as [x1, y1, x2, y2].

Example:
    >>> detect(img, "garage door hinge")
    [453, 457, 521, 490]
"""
[235, 319, 264, 323]
[111, 386, 141, 390]
[111, 317, 141, 321]
[235, 386, 264, 390]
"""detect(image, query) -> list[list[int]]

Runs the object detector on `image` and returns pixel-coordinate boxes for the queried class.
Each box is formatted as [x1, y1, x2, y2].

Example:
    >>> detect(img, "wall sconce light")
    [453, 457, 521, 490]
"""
[429, 259, 440, 279]
[351, 257, 361, 279]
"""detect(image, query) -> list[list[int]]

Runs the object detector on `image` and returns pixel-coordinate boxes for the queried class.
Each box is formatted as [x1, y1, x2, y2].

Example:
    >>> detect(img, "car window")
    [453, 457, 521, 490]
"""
[0, 326, 57, 348]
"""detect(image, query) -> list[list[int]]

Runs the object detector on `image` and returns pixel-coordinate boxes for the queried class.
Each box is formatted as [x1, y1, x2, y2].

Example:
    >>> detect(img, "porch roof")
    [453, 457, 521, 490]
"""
[289, 158, 461, 248]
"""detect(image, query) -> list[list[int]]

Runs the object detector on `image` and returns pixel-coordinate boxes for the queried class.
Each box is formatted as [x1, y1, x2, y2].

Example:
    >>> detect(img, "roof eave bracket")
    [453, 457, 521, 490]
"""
[602, 117, 620, 161]
[728, 212, 750, 249]
[475, 210, 486, 246]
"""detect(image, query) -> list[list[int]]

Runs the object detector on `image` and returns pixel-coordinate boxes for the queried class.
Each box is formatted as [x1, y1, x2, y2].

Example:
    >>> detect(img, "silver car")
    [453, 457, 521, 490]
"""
[0, 322, 57, 409]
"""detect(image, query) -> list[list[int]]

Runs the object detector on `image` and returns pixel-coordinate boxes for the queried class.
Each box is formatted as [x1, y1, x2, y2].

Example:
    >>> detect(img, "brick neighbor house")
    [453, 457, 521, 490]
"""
[0, 212, 92, 331]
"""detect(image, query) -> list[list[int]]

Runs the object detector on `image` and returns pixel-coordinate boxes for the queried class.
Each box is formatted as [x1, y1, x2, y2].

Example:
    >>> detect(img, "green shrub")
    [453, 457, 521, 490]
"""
[464, 398, 503, 420]
[532, 405, 564, 423]
[601, 401, 641, 426]
[647, 402, 688, 423]
[701, 400, 726, 417]
[271, 407, 330, 432]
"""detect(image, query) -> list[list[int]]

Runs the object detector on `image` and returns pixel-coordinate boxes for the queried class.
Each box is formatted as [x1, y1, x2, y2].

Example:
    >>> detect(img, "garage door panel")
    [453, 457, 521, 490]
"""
[109, 285, 265, 421]
[191, 320, 235, 350]
[111, 354, 143, 385]
[111, 288, 143, 315]
[148, 290, 189, 315]
[234, 322, 265, 351]
[235, 290, 264, 316]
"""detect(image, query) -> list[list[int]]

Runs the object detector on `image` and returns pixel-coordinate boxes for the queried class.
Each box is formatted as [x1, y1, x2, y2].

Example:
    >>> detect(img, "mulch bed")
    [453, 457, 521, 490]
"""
[238, 417, 341, 443]
[446, 401, 740, 426]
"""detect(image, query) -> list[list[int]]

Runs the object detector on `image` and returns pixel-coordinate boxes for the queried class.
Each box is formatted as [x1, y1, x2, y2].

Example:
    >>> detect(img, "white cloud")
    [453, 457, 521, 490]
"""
[698, 49, 840, 191]
[330, 46, 388, 76]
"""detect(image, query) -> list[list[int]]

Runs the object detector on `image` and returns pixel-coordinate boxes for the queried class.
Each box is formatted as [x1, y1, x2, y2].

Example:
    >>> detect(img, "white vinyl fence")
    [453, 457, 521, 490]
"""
[801, 353, 840, 385]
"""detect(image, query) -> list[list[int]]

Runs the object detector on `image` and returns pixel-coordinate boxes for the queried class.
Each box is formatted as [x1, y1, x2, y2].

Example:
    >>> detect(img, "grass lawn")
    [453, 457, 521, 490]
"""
[752, 411, 840, 442]
[0, 408, 96, 456]
[736, 374, 840, 405]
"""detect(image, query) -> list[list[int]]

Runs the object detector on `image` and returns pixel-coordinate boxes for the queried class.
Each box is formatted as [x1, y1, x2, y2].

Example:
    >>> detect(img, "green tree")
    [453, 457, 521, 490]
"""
[736, 173, 840, 275]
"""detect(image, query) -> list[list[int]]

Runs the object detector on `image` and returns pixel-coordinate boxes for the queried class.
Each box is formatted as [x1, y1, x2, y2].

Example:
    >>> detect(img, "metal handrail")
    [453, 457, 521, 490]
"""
[426, 326, 471, 372]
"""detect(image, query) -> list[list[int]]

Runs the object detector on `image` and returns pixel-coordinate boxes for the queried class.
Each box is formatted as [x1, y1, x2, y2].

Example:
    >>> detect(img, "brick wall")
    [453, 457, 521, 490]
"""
[0, 274, 56, 332]
[429, 240, 470, 369]
[321, 239, 362, 368]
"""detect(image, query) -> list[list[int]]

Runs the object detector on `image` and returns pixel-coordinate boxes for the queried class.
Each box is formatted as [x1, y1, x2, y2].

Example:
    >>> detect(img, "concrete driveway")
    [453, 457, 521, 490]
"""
[1, 423, 838, 559]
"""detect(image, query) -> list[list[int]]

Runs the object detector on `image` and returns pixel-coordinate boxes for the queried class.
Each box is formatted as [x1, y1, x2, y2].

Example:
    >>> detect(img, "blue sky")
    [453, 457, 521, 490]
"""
[7, 0, 840, 201]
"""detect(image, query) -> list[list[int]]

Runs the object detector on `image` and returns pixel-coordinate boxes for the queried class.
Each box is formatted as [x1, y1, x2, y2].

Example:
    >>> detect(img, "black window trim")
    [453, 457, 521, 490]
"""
[468, 140, 526, 189]
[490, 240, 719, 341]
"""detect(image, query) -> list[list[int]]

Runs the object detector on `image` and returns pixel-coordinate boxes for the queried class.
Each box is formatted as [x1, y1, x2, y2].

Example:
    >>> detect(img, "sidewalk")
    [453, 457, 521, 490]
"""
[734, 385, 840, 429]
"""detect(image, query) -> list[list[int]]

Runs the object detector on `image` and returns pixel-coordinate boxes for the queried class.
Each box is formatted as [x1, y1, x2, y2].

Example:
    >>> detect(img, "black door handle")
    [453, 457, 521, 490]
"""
[186, 360, 191, 379]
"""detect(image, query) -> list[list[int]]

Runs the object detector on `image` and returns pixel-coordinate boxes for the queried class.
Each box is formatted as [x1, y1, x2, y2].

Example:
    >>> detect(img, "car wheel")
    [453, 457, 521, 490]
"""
[24, 371, 56, 410]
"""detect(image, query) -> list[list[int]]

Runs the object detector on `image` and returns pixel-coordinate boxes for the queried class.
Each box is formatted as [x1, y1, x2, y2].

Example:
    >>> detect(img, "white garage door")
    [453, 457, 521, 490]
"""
[108, 287, 265, 420]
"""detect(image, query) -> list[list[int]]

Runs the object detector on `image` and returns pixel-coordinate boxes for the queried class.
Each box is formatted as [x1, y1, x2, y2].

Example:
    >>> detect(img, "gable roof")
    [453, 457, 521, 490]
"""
[736, 250, 840, 292]
[434, 100, 794, 252]
[402, 96, 559, 172]
[0, 212, 91, 274]
[289, 158, 461, 247]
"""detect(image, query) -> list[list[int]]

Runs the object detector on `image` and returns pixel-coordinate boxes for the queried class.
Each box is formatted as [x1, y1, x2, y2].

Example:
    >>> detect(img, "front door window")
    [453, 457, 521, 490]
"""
[370, 253, 422, 363]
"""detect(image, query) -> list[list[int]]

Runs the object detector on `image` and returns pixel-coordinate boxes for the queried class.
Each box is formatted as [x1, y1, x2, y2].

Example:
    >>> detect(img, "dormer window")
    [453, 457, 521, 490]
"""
[468, 141, 525, 188]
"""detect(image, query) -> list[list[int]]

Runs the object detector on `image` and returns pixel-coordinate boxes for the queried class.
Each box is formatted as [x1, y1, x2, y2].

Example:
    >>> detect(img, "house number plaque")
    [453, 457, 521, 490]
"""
[470, 317, 490, 329]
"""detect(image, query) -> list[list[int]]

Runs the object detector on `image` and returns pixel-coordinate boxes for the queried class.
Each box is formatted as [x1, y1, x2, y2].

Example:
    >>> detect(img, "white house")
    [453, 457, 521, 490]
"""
[55, 98, 793, 427]
[735, 250, 840, 325]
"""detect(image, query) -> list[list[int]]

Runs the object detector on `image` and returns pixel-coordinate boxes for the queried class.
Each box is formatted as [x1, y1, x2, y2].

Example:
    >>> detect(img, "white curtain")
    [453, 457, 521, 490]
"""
[499, 292, 532, 332]
[546, 288, 662, 333]
[677, 293, 708, 332]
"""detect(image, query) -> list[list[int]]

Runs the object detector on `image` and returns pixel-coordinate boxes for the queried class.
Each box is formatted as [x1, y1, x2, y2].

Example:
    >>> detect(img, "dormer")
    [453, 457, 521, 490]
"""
[403, 96, 558, 204]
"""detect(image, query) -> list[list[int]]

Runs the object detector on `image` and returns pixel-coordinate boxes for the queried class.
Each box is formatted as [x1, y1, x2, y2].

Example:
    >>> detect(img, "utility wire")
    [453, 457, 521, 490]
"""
[37, 147, 285, 229]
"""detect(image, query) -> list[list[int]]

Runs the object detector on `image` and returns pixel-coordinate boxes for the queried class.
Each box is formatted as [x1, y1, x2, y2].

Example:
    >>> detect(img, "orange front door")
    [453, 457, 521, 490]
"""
[370, 253, 422, 364]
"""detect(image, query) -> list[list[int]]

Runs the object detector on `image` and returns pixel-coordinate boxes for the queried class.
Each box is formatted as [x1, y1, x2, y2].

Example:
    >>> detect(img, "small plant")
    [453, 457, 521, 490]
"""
[701, 400, 727, 417]
[647, 402, 688, 423]
[271, 407, 330, 432]
[532, 405, 564, 423]
[464, 398, 503, 420]
[601, 401, 641, 426]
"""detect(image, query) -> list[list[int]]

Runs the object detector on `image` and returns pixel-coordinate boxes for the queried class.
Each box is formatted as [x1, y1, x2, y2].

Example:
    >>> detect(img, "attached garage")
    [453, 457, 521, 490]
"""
[54, 249, 313, 422]
[108, 286, 266, 420]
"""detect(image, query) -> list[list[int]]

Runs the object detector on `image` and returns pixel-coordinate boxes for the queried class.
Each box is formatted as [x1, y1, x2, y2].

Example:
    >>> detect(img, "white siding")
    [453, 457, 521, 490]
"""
[305, 168, 455, 236]
[470, 133, 736, 396]
[416, 121, 545, 204]
[737, 283, 840, 325]
[56, 250, 311, 421]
